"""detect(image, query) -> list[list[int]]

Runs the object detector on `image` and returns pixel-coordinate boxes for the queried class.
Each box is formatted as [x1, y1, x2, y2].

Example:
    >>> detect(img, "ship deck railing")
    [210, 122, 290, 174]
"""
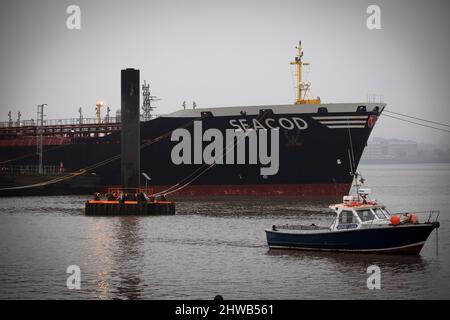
[0, 115, 164, 138]
[0, 117, 120, 128]
[0, 114, 163, 129]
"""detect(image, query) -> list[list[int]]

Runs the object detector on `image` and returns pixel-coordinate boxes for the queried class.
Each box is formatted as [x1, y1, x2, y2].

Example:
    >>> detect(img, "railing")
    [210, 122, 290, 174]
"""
[367, 94, 384, 103]
[0, 117, 119, 128]
[426, 210, 440, 223]
[0, 114, 164, 129]
[106, 187, 154, 195]
[273, 224, 329, 231]
[0, 165, 65, 175]
[391, 210, 440, 223]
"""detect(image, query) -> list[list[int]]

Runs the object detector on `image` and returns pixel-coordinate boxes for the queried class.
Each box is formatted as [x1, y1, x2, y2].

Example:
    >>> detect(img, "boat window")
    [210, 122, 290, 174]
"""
[381, 208, 391, 218]
[373, 208, 388, 219]
[356, 209, 375, 222]
[339, 210, 357, 224]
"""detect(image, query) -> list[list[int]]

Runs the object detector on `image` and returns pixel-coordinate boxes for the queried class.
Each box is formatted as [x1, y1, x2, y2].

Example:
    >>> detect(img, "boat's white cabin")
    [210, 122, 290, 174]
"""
[329, 189, 391, 231]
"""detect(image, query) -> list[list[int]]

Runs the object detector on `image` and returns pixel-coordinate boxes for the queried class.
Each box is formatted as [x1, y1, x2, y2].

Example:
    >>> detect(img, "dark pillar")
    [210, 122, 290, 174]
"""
[121, 68, 140, 189]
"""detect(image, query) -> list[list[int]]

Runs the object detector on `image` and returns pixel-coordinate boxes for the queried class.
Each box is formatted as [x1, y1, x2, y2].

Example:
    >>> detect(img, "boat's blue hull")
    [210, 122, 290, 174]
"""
[265, 223, 439, 255]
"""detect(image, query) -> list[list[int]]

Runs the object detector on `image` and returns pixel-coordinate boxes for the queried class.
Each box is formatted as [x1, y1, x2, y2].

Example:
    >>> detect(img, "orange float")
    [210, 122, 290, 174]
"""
[390, 215, 401, 225]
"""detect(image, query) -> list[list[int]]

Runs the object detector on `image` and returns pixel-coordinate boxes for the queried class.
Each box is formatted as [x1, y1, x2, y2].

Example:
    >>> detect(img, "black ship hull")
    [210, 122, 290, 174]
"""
[0, 103, 383, 197]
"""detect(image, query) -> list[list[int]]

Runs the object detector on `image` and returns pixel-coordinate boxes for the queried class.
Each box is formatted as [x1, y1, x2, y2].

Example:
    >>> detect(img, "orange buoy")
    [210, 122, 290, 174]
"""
[390, 215, 401, 225]
[411, 213, 419, 224]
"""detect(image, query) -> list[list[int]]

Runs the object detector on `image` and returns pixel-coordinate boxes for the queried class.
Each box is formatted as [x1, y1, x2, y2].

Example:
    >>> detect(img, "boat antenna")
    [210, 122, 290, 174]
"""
[347, 126, 361, 199]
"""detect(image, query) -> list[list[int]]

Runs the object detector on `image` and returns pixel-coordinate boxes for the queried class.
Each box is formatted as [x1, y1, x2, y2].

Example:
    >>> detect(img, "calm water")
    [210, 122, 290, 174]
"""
[0, 163, 449, 299]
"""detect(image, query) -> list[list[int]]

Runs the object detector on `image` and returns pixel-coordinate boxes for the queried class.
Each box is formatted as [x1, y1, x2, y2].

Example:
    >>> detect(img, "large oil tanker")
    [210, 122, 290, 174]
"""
[0, 43, 384, 197]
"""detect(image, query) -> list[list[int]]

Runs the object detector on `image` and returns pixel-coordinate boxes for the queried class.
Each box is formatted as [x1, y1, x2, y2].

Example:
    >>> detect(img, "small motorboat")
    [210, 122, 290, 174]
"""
[265, 187, 440, 255]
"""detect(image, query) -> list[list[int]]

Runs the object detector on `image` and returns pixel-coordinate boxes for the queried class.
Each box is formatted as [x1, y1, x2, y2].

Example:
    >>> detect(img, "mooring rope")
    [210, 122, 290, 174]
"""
[150, 110, 271, 197]
[384, 109, 450, 128]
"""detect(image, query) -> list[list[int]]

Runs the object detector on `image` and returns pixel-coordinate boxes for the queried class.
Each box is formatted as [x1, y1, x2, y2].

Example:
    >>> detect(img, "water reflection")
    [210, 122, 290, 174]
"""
[112, 217, 144, 300]
[88, 219, 113, 300]
[87, 216, 145, 300]
[267, 249, 428, 272]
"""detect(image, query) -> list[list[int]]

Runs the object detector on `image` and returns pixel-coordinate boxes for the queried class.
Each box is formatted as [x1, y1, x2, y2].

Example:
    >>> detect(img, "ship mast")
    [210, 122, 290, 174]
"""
[141, 80, 160, 121]
[290, 41, 321, 105]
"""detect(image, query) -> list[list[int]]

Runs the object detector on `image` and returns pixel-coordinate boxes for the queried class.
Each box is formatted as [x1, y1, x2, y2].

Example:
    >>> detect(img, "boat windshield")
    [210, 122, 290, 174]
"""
[373, 208, 390, 219]
[336, 210, 359, 229]
[356, 209, 375, 222]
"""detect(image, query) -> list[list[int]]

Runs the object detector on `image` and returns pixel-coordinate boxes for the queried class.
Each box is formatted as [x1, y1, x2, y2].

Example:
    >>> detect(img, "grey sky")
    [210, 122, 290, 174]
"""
[0, 0, 449, 145]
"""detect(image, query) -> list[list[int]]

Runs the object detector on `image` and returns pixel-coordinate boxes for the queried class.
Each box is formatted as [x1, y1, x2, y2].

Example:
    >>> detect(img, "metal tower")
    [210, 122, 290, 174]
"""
[36, 104, 47, 174]
[141, 80, 160, 121]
